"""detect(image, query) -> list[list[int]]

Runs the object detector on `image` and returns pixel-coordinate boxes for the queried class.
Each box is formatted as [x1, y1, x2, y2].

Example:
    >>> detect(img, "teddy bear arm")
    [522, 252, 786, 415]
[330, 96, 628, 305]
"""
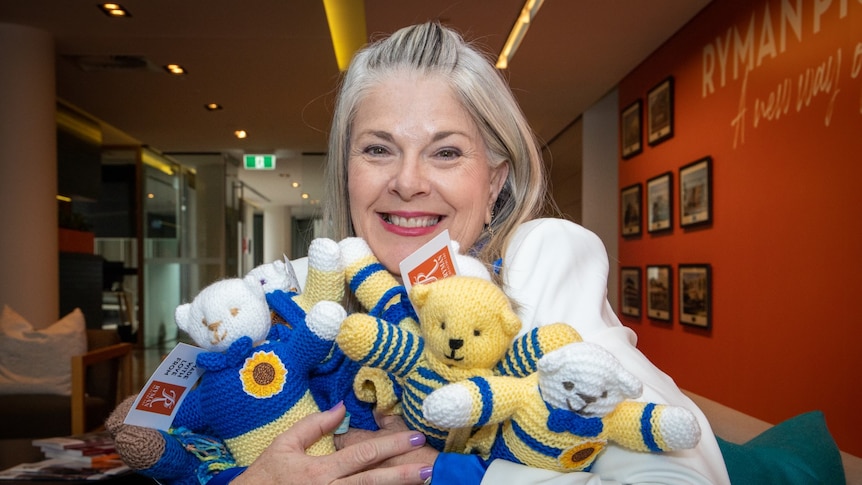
[283, 308, 345, 373]
[337, 314, 423, 378]
[425, 376, 525, 429]
[604, 400, 700, 453]
[497, 323, 583, 377]
[349, 259, 417, 327]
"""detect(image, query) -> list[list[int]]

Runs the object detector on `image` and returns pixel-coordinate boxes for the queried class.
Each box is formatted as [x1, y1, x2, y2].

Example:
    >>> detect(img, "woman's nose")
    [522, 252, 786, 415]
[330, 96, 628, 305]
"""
[389, 156, 430, 199]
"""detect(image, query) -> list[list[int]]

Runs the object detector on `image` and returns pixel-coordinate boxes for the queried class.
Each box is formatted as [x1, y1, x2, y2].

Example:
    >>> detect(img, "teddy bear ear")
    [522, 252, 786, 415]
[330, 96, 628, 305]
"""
[537, 345, 567, 374]
[615, 363, 643, 399]
[175, 303, 192, 332]
[409, 283, 431, 309]
[501, 308, 522, 336]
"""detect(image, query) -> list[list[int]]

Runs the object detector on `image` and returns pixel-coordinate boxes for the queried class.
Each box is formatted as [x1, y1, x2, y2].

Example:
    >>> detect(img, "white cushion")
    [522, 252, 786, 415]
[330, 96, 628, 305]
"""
[0, 305, 87, 396]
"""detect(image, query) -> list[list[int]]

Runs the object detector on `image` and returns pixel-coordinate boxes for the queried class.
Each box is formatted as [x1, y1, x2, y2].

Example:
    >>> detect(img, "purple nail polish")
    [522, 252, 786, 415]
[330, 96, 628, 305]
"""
[419, 466, 433, 480]
[409, 433, 426, 447]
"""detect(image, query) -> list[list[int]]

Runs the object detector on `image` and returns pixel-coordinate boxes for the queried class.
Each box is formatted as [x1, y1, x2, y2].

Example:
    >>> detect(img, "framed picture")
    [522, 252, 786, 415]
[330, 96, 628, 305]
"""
[679, 264, 711, 328]
[620, 183, 642, 237]
[620, 99, 642, 159]
[620, 267, 642, 318]
[647, 76, 674, 145]
[679, 156, 712, 227]
[646, 265, 672, 321]
[647, 172, 673, 233]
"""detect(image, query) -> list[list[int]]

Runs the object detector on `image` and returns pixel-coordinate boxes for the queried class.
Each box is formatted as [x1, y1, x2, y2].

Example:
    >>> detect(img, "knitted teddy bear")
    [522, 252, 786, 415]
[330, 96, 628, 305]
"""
[107, 238, 347, 484]
[423, 341, 702, 472]
[335, 237, 582, 452]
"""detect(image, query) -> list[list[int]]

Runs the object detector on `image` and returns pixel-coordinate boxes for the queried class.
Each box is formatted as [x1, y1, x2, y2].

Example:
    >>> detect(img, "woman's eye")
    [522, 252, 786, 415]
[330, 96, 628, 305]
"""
[364, 145, 389, 156]
[435, 148, 461, 160]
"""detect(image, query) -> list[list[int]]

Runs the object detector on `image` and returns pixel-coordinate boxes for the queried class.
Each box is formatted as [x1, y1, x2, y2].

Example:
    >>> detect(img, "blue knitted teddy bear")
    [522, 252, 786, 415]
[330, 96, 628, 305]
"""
[107, 238, 348, 484]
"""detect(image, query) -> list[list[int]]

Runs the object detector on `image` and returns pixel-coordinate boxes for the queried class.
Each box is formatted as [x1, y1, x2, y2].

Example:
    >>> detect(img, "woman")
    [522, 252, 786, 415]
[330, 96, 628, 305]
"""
[227, 22, 730, 484]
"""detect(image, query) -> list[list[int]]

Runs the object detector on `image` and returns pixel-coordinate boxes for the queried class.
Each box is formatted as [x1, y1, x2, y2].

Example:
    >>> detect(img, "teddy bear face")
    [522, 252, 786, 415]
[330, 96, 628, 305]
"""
[537, 342, 643, 417]
[411, 276, 521, 370]
[176, 278, 271, 353]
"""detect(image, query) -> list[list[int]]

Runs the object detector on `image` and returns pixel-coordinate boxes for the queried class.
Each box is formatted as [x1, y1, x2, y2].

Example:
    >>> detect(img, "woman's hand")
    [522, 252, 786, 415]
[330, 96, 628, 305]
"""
[334, 411, 440, 470]
[233, 402, 433, 485]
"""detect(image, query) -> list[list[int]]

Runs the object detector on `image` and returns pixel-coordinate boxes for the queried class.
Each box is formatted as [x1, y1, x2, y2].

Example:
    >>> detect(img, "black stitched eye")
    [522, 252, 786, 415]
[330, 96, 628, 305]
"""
[563, 382, 574, 391]
[473, 329, 481, 337]
[601, 390, 608, 398]
[441, 322, 446, 330]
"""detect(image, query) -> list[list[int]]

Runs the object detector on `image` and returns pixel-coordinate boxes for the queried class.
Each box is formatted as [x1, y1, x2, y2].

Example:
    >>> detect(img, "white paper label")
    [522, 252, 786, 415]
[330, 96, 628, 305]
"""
[123, 343, 205, 430]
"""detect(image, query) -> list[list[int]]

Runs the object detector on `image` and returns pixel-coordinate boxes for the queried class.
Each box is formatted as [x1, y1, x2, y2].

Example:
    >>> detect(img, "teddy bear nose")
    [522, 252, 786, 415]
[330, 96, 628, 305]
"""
[449, 339, 464, 350]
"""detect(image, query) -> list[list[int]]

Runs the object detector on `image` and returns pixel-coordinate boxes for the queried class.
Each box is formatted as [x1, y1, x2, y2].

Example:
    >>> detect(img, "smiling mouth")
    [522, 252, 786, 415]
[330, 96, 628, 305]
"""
[445, 350, 464, 361]
[566, 399, 589, 415]
[381, 213, 440, 228]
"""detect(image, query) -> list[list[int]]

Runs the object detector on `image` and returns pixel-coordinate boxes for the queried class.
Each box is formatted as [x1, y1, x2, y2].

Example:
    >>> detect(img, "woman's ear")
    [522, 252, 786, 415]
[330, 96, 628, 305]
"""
[487, 162, 510, 224]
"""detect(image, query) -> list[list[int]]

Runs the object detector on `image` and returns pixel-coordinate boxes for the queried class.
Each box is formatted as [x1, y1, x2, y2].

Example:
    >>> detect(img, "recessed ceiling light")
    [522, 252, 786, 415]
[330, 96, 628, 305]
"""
[234, 130, 248, 139]
[301, 193, 309, 199]
[98, 3, 131, 17]
[164, 64, 187, 75]
[291, 182, 300, 188]
[204, 103, 223, 111]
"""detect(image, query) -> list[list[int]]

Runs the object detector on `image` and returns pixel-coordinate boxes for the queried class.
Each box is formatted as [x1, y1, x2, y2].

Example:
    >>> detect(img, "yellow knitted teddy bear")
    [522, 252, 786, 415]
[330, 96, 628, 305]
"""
[335, 237, 581, 452]
[423, 341, 702, 472]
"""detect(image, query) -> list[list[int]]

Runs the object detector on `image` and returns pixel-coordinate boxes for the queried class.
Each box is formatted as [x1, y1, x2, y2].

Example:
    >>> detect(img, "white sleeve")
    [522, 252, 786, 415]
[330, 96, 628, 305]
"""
[481, 218, 730, 485]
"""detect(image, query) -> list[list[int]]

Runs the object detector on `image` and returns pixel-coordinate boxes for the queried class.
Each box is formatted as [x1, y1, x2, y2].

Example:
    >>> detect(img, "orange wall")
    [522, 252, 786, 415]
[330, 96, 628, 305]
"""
[617, 0, 862, 456]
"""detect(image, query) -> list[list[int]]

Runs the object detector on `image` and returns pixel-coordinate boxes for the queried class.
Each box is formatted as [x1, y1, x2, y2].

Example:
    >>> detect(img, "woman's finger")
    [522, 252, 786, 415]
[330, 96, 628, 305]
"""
[329, 429, 429, 478]
[274, 401, 348, 452]
[336, 463, 433, 485]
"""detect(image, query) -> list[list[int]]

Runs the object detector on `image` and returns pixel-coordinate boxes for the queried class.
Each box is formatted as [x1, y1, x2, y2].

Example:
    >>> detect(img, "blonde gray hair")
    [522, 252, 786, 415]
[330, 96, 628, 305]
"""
[322, 22, 549, 274]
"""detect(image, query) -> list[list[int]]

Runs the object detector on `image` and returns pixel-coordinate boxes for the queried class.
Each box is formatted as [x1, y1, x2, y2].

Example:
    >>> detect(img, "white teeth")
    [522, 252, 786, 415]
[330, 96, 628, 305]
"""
[385, 214, 440, 228]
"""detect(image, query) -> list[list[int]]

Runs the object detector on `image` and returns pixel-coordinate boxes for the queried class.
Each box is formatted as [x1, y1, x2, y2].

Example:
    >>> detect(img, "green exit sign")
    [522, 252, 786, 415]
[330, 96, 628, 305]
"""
[243, 154, 276, 170]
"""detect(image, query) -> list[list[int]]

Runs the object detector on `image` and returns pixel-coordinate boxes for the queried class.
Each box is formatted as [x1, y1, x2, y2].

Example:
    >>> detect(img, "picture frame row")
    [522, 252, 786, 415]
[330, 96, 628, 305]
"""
[621, 156, 712, 237]
[620, 264, 712, 328]
[621, 76, 674, 159]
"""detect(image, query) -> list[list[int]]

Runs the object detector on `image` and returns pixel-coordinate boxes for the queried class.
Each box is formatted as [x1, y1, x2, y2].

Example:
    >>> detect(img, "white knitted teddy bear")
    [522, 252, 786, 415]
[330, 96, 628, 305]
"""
[423, 341, 701, 472]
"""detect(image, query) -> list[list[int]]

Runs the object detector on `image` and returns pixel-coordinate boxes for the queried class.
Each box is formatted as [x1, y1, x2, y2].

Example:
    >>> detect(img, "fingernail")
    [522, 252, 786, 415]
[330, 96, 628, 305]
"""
[328, 400, 345, 413]
[419, 466, 433, 481]
[409, 433, 426, 447]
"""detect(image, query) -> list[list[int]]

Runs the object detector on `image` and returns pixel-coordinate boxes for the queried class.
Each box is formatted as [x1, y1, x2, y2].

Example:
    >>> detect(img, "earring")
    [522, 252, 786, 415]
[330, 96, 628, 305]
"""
[486, 209, 495, 237]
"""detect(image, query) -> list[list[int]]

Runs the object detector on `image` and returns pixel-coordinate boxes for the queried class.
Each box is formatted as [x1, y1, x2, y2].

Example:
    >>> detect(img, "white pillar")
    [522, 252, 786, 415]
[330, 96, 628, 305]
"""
[0, 23, 59, 327]
[263, 205, 291, 263]
[582, 88, 620, 310]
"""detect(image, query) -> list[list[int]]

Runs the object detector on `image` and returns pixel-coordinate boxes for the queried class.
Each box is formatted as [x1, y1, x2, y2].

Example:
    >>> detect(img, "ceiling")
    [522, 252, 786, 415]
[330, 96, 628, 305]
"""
[1, 0, 710, 213]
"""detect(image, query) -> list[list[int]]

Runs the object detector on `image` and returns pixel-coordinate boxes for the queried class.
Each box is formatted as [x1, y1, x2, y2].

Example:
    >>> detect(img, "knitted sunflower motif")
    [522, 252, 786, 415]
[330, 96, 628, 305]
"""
[239, 350, 288, 398]
[559, 440, 604, 470]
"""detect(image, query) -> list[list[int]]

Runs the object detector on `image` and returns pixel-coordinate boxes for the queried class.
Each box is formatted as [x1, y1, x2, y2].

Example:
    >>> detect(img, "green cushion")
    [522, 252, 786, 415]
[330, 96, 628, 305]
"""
[717, 410, 845, 485]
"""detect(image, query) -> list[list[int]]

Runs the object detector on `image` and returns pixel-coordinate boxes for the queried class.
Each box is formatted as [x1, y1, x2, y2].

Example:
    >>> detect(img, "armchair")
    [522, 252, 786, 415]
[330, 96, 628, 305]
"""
[0, 329, 133, 439]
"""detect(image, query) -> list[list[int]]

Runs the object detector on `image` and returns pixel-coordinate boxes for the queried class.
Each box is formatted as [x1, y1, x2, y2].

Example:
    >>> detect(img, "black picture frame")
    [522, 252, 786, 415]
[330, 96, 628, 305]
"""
[679, 156, 712, 228]
[620, 183, 642, 237]
[646, 265, 672, 321]
[679, 264, 711, 328]
[647, 76, 674, 146]
[647, 172, 673, 233]
[620, 99, 642, 159]
[620, 267, 642, 318]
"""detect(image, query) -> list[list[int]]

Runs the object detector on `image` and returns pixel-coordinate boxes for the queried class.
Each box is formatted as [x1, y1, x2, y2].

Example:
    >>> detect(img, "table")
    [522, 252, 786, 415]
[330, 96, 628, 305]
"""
[0, 439, 153, 484]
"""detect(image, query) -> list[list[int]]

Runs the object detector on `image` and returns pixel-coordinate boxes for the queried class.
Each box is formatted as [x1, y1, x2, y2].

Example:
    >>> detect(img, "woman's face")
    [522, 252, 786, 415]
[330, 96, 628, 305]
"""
[347, 72, 508, 276]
